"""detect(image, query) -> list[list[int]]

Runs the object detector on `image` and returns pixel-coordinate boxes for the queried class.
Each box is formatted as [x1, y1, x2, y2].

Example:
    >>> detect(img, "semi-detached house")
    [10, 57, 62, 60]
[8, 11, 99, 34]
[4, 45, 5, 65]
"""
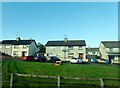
[99, 41, 120, 63]
[0, 37, 38, 57]
[45, 40, 86, 61]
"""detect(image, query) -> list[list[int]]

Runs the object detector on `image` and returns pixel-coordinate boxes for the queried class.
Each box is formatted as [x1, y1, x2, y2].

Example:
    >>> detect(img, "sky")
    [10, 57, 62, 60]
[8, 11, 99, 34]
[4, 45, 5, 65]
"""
[2, 2, 118, 47]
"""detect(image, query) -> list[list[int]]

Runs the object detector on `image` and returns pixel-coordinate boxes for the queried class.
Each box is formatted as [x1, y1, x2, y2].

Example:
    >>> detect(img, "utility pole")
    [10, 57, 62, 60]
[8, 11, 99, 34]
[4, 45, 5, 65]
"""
[64, 35, 68, 61]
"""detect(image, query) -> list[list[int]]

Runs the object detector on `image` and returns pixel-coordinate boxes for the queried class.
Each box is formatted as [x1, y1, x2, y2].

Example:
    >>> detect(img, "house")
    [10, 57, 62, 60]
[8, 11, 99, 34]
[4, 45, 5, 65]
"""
[0, 37, 38, 57]
[86, 47, 100, 61]
[99, 41, 120, 63]
[45, 40, 86, 61]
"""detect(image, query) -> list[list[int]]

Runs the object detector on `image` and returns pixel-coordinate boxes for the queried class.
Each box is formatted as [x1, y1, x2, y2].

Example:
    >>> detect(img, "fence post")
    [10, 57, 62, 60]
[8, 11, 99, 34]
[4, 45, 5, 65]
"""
[100, 78, 104, 88]
[57, 76, 60, 88]
[10, 73, 13, 88]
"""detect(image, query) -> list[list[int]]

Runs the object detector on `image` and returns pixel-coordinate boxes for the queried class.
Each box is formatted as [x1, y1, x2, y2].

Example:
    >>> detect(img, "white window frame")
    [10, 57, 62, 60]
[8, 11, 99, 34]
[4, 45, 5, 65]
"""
[68, 46, 74, 50]
[23, 45, 27, 49]
[13, 51, 19, 56]
[4, 45, 10, 48]
[109, 48, 113, 52]
[14, 45, 19, 49]
[79, 46, 83, 50]
[68, 53, 74, 58]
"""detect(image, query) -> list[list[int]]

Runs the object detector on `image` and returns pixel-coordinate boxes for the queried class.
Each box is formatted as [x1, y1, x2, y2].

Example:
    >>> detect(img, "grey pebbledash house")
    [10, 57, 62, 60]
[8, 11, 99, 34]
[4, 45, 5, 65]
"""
[45, 40, 86, 61]
[86, 48, 100, 60]
[99, 41, 120, 63]
[0, 37, 38, 57]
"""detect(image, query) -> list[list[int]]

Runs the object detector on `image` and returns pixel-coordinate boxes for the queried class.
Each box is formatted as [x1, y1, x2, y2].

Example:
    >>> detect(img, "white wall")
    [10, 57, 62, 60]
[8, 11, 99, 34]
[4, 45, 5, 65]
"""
[106, 48, 120, 53]
[99, 43, 108, 59]
[29, 41, 38, 56]
[12, 45, 29, 57]
[0, 44, 12, 56]
[46, 46, 86, 60]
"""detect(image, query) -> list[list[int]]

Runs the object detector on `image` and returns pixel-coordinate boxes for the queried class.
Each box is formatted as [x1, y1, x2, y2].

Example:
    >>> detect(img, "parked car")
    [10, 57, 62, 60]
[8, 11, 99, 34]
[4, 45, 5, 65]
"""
[97, 59, 106, 64]
[82, 59, 89, 63]
[70, 57, 83, 64]
[91, 58, 98, 63]
[37, 55, 46, 62]
[49, 56, 61, 63]
[22, 56, 34, 61]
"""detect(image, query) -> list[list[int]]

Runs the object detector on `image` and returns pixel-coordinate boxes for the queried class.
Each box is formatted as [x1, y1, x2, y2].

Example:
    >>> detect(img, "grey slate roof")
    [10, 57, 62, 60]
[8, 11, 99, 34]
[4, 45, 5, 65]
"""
[101, 41, 120, 48]
[86, 48, 99, 52]
[45, 40, 86, 46]
[0, 40, 36, 45]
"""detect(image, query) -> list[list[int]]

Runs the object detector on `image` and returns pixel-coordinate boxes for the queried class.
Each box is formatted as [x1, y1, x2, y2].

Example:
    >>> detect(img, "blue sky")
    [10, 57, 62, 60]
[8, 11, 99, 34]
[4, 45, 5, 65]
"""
[2, 2, 118, 47]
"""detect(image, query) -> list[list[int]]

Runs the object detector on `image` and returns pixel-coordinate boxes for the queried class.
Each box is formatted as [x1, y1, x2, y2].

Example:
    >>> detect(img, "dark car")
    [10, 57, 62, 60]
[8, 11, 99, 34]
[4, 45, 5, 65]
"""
[49, 56, 61, 63]
[37, 55, 46, 62]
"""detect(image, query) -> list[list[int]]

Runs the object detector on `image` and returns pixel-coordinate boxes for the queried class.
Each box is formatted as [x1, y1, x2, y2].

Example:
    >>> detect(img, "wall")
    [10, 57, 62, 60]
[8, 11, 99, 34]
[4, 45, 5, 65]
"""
[99, 43, 107, 59]
[46, 46, 65, 58]
[12, 45, 29, 57]
[46, 46, 86, 60]
[0, 44, 12, 56]
[29, 41, 38, 57]
[106, 48, 120, 53]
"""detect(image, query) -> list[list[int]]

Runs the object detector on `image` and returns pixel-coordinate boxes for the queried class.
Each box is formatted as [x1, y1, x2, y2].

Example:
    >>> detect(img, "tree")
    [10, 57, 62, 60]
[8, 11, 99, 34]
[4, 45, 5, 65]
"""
[37, 43, 46, 53]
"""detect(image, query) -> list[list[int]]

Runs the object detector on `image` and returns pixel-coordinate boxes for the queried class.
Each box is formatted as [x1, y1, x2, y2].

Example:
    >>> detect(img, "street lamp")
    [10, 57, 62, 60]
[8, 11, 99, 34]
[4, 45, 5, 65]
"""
[64, 36, 68, 61]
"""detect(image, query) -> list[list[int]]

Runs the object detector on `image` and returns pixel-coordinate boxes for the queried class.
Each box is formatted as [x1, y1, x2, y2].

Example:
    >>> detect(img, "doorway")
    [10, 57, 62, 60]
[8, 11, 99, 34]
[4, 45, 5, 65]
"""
[108, 55, 115, 63]
[79, 53, 83, 59]
[22, 51, 27, 57]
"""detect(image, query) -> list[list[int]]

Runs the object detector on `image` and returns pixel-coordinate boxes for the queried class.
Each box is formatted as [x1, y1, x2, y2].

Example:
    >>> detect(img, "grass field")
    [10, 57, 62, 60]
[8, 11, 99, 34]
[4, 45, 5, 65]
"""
[2, 59, 120, 87]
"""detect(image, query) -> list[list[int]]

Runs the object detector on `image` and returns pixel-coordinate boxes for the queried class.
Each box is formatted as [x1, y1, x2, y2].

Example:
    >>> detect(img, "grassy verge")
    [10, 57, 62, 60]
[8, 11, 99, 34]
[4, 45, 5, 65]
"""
[2, 59, 120, 87]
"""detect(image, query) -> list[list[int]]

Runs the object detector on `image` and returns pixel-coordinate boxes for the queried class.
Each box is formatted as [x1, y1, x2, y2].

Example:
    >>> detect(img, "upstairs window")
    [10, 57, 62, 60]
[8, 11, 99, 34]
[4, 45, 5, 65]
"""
[109, 48, 113, 52]
[14, 45, 19, 49]
[79, 46, 83, 50]
[4, 45, 10, 48]
[68, 46, 73, 50]
[86, 52, 89, 55]
[93, 52, 96, 54]
[23, 45, 27, 49]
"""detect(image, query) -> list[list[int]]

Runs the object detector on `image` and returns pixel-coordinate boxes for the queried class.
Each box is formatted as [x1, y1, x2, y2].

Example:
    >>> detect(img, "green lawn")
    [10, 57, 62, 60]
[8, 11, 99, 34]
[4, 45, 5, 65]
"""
[2, 59, 120, 87]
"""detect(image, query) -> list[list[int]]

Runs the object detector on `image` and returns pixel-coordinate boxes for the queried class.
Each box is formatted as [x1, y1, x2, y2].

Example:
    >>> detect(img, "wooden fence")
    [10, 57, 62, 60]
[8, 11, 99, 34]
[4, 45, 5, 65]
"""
[8, 73, 120, 88]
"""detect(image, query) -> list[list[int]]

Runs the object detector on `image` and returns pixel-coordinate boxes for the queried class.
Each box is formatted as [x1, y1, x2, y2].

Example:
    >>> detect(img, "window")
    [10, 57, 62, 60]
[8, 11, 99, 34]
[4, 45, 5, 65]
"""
[86, 52, 89, 55]
[4, 45, 10, 48]
[68, 46, 73, 50]
[13, 51, 19, 56]
[79, 46, 83, 50]
[14, 45, 19, 49]
[23, 45, 27, 49]
[56, 46, 60, 49]
[109, 48, 113, 52]
[118, 48, 120, 52]
[93, 52, 96, 55]
[68, 53, 74, 58]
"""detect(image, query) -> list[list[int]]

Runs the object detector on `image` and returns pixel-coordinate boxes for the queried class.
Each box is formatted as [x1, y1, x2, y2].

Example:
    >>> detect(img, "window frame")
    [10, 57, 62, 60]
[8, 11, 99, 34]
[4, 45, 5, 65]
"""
[79, 46, 83, 50]
[68, 46, 74, 50]
[14, 45, 19, 49]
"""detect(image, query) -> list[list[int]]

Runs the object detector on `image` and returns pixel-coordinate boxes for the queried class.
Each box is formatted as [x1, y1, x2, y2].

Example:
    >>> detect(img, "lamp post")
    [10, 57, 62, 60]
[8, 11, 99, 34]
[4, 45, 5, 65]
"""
[64, 36, 68, 61]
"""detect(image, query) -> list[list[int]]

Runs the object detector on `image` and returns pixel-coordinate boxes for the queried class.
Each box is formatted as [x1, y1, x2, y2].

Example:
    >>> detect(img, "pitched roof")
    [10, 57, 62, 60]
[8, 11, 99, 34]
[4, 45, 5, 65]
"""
[0, 39, 36, 45]
[86, 48, 99, 52]
[45, 40, 86, 46]
[101, 41, 120, 48]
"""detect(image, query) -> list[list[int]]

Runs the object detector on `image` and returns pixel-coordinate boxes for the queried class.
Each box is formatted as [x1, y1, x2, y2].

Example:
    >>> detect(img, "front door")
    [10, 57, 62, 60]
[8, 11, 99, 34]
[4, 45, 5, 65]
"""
[79, 54, 83, 59]
[22, 51, 27, 57]
[108, 55, 114, 63]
